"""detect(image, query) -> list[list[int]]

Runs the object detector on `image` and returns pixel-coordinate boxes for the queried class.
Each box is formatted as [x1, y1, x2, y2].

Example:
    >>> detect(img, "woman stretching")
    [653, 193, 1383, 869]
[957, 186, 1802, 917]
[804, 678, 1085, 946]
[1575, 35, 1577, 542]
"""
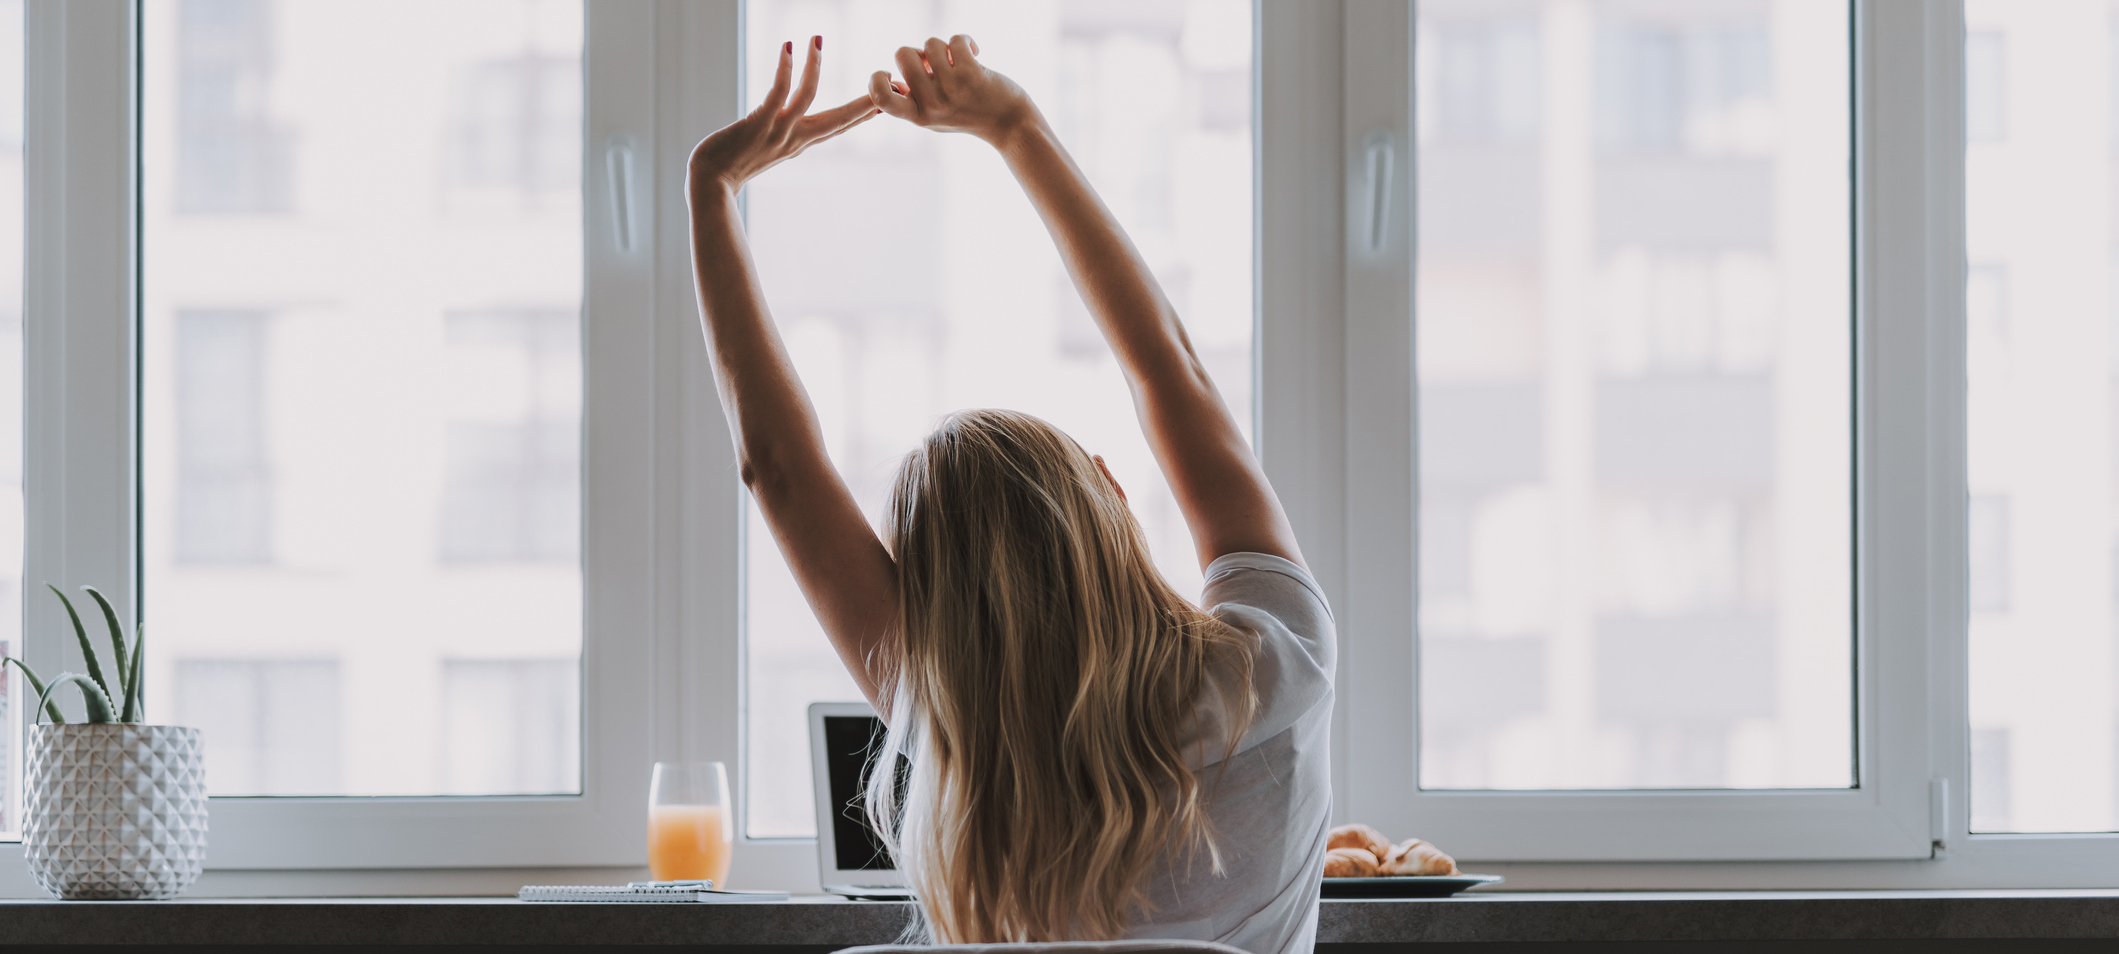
[687, 35, 1334, 954]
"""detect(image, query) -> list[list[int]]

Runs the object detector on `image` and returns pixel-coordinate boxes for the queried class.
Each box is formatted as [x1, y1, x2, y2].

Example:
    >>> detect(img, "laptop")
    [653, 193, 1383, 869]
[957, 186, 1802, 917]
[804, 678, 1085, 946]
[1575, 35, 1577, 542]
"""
[808, 701, 915, 900]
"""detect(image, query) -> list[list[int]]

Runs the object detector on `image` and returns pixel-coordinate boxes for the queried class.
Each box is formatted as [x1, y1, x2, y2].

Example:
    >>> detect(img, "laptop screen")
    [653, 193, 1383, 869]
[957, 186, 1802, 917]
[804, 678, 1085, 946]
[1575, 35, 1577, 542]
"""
[823, 714, 901, 872]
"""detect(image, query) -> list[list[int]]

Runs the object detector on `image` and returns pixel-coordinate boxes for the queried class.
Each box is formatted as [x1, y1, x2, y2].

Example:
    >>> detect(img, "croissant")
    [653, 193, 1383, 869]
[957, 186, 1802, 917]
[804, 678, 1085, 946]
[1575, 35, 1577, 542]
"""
[1323, 846, 1381, 878]
[1325, 823, 1393, 860]
[1379, 838, 1458, 876]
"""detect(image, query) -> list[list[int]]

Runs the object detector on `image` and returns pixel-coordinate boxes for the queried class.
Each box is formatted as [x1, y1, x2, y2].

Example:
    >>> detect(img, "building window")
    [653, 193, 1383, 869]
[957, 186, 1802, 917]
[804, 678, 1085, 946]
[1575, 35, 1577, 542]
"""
[174, 659, 342, 795]
[440, 658, 579, 795]
[1968, 495, 2011, 613]
[1965, 30, 2006, 144]
[175, 310, 272, 564]
[175, 0, 291, 214]
[1968, 264, 2009, 350]
[449, 52, 580, 207]
[1597, 22, 1771, 154]
[1426, 19, 1541, 144]
[438, 311, 580, 564]
[1970, 726, 2013, 833]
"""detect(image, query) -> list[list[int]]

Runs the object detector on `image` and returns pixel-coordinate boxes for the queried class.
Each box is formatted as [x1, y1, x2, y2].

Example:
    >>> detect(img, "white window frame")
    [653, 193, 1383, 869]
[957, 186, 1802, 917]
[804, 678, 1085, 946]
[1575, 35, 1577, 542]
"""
[1330, 0, 2119, 886]
[10, 0, 2119, 892]
[1337, 0, 1934, 863]
[4, 0, 733, 876]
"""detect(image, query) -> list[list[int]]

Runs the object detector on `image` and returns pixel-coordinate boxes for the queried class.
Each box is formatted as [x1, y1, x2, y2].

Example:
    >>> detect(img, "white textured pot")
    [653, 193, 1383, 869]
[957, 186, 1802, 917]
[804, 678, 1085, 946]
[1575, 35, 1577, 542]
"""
[23, 723, 207, 900]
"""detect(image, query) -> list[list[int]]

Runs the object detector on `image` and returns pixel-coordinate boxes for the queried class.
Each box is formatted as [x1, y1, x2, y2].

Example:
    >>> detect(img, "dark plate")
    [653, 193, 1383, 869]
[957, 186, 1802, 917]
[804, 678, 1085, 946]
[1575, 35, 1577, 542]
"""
[1320, 874, 1503, 898]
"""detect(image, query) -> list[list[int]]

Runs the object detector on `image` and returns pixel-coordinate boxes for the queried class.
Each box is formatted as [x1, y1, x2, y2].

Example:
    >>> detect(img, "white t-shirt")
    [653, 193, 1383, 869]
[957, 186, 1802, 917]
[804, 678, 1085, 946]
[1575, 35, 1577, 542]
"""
[1128, 552, 1336, 954]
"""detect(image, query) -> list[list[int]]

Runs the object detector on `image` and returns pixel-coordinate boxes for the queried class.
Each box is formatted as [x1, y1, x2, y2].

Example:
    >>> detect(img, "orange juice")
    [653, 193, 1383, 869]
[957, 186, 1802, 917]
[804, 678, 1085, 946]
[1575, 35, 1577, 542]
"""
[648, 804, 733, 885]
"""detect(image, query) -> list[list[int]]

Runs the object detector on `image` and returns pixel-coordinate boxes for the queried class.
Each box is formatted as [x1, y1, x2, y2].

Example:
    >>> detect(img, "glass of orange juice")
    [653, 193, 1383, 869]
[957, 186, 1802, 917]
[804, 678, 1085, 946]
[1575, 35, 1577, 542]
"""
[648, 761, 733, 886]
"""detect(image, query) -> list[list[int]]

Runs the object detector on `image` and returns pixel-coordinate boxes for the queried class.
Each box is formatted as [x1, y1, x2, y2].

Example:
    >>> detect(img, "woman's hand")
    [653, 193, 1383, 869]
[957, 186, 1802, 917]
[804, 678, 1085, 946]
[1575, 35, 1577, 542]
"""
[689, 37, 878, 196]
[868, 35, 1036, 145]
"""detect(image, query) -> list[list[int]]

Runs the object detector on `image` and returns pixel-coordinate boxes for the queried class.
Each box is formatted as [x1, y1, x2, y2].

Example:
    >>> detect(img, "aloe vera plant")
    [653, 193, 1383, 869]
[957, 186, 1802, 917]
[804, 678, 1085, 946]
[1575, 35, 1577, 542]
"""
[2, 584, 146, 724]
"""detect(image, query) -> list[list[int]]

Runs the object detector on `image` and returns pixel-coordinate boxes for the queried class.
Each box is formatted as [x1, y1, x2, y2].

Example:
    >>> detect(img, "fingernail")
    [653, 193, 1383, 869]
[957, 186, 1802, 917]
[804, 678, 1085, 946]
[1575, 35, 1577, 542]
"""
[814, 36, 823, 50]
[784, 41, 792, 55]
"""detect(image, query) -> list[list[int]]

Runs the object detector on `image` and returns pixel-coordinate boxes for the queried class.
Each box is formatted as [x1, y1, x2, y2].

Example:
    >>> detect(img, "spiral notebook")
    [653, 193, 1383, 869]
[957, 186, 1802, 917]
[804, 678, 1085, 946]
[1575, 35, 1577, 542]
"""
[518, 880, 789, 903]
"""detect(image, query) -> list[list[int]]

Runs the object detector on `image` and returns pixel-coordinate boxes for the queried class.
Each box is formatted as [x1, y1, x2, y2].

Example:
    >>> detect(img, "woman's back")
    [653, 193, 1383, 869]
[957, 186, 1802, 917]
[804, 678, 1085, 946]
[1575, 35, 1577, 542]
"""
[873, 409, 1269, 944]
[1131, 554, 1334, 954]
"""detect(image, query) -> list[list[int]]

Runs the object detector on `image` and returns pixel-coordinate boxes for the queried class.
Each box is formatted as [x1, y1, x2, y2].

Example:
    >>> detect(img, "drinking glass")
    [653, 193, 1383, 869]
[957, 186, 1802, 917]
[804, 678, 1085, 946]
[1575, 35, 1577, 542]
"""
[648, 761, 733, 886]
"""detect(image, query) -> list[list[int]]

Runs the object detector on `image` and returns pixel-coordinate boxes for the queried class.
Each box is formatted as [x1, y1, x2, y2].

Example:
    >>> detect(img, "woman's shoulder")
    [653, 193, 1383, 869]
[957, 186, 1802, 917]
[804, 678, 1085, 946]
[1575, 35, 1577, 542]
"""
[1202, 551, 1334, 641]
[1196, 551, 1335, 760]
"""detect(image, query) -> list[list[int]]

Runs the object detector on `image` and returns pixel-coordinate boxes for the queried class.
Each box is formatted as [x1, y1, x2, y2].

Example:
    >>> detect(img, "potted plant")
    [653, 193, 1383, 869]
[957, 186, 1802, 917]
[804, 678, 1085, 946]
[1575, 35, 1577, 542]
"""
[5, 585, 205, 900]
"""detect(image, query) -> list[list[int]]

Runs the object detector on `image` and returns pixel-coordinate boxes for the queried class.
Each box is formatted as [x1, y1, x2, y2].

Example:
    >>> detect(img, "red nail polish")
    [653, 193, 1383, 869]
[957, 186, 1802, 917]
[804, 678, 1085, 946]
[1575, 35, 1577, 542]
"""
[784, 41, 792, 55]
[814, 36, 823, 50]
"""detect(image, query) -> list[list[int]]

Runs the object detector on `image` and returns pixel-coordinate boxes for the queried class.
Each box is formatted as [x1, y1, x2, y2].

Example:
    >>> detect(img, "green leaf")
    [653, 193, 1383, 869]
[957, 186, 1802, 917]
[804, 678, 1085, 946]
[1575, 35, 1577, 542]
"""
[4, 657, 66, 724]
[47, 584, 112, 703]
[34, 672, 114, 724]
[121, 623, 146, 723]
[82, 586, 130, 705]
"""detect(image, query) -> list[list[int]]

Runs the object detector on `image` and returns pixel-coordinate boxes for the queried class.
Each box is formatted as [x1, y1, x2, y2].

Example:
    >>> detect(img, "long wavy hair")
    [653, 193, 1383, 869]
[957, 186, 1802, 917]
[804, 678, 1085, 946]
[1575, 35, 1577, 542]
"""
[864, 408, 1257, 943]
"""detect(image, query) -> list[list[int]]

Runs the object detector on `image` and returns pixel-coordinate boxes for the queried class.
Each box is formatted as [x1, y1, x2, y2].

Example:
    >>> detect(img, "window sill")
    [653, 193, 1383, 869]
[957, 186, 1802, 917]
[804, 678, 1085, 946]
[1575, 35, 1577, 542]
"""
[0, 891, 2114, 948]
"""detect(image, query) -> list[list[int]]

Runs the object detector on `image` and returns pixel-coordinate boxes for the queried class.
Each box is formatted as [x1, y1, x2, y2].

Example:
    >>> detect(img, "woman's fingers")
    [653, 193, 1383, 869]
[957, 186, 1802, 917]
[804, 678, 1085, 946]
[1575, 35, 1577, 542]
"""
[779, 36, 824, 135]
[870, 70, 914, 119]
[800, 105, 881, 151]
[924, 37, 954, 84]
[760, 40, 795, 116]
[948, 34, 977, 69]
[800, 94, 882, 142]
[895, 45, 940, 104]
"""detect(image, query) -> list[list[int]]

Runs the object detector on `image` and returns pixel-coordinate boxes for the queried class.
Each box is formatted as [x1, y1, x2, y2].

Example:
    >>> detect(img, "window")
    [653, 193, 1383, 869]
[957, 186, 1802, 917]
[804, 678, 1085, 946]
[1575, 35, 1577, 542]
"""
[142, 0, 586, 797]
[1432, 19, 1540, 142]
[16, 0, 2119, 892]
[1967, 495, 2010, 613]
[1964, 30, 2005, 144]
[1964, 0, 2119, 834]
[737, 0, 1255, 839]
[446, 37, 580, 208]
[438, 311, 580, 564]
[1969, 725, 2012, 832]
[173, 659, 342, 795]
[175, 0, 290, 214]
[0, 0, 15, 836]
[1414, 0, 1851, 792]
[174, 311, 272, 564]
[440, 658, 579, 795]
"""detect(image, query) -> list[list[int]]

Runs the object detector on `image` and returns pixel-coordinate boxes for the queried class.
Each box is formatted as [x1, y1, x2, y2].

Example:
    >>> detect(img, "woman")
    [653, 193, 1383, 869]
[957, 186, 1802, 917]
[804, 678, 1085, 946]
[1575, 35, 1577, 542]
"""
[687, 35, 1334, 954]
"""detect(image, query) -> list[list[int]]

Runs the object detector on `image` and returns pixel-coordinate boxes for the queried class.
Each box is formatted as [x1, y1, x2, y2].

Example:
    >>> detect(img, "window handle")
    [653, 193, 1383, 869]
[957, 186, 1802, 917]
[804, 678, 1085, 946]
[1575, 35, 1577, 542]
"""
[605, 135, 637, 254]
[1362, 128, 1395, 253]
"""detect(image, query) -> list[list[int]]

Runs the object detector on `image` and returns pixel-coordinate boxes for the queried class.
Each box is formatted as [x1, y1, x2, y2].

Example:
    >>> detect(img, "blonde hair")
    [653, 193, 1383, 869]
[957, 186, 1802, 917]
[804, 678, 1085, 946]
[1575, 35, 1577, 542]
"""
[866, 408, 1256, 943]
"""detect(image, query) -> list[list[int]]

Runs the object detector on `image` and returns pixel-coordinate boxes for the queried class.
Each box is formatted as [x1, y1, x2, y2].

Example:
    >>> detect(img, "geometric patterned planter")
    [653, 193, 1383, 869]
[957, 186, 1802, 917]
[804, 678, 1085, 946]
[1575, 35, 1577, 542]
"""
[23, 724, 207, 899]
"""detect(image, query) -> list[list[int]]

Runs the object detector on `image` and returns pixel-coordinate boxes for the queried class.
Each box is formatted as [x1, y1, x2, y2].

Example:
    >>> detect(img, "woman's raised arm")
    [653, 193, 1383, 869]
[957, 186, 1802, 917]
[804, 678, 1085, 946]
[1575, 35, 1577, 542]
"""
[869, 36, 1305, 571]
[689, 38, 898, 708]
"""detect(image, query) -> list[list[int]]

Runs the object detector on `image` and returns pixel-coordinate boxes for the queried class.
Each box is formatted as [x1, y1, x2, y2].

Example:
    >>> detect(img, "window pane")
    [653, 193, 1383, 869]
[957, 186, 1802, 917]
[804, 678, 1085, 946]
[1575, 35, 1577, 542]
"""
[141, 0, 584, 797]
[0, 0, 19, 834]
[1964, 0, 2119, 833]
[1415, 0, 1852, 790]
[741, 1, 1255, 837]
[174, 659, 342, 795]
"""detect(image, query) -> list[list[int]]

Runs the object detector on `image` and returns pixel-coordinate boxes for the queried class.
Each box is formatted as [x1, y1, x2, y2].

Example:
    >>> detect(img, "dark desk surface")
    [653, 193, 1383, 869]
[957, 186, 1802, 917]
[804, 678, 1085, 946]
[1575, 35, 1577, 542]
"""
[1, 890, 2117, 949]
